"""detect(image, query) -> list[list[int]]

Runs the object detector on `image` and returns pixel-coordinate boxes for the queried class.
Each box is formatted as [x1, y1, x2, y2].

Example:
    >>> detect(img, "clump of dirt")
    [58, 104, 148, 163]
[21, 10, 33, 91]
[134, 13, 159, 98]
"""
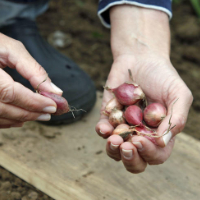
[0, 167, 53, 200]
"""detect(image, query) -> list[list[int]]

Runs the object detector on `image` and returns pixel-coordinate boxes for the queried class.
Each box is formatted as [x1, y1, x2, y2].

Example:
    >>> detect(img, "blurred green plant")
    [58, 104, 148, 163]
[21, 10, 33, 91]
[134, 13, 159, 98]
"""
[92, 31, 103, 39]
[190, 0, 200, 17]
[173, 0, 183, 4]
[173, 0, 200, 17]
[75, 0, 85, 7]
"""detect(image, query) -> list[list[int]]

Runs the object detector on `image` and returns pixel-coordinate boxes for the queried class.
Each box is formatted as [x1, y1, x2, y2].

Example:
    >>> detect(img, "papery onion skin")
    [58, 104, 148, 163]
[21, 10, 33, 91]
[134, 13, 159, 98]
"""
[144, 103, 167, 127]
[112, 124, 130, 135]
[105, 97, 123, 115]
[134, 127, 157, 145]
[107, 83, 145, 106]
[113, 124, 132, 140]
[109, 109, 126, 128]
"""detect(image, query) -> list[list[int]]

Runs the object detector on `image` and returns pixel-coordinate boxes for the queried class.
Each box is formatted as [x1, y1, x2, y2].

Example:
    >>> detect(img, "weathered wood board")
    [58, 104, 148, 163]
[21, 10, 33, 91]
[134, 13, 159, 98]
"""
[0, 92, 199, 200]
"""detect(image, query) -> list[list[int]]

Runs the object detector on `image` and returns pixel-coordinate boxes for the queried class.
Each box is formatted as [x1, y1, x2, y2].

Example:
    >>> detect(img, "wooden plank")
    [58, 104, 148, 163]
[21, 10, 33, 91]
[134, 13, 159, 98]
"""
[0, 92, 200, 200]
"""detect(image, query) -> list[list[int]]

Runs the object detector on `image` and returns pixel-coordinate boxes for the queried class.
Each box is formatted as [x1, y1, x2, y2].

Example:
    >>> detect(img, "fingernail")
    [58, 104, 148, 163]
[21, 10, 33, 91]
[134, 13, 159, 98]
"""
[43, 106, 56, 113]
[163, 131, 172, 146]
[132, 142, 143, 151]
[51, 82, 63, 93]
[110, 143, 119, 150]
[37, 114, 51, 121]
[122, 149, 133, 159]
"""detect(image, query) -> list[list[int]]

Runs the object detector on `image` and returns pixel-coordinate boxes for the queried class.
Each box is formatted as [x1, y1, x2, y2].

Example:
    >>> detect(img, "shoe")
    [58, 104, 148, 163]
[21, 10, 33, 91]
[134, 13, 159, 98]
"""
[1, 18, 96, 125]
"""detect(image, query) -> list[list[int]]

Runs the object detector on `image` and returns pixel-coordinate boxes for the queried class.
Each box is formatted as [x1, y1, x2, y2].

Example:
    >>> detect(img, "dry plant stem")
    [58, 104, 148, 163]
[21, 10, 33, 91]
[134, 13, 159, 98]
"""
[166, 98, 179, 133]
[134, 129, 161, 138]
[128, 69, 138, 86]
[118, 125, 138, 139]
[36, 75, 48, 93]
[144, 97, 148, 107]
[119, 131, 134, 139]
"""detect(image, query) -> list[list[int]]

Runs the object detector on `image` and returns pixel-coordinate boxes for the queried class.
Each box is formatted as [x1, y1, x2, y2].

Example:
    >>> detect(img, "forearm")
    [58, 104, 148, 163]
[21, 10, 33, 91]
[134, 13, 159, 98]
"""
[110, 5, 171, 59]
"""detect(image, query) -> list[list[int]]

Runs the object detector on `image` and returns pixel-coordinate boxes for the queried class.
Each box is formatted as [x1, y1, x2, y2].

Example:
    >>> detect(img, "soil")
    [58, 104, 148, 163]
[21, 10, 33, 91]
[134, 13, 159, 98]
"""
[0, 0, 200, 199]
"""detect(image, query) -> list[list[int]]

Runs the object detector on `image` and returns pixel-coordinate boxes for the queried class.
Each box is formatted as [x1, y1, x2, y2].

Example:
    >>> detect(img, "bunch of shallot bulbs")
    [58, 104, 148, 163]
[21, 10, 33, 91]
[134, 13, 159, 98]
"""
[104, 70, 168, 144]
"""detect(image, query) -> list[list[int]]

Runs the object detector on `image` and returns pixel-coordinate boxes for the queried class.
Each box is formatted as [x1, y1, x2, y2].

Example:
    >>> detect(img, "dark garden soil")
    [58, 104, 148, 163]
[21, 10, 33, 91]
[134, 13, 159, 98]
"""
[0, 0, 200, 199]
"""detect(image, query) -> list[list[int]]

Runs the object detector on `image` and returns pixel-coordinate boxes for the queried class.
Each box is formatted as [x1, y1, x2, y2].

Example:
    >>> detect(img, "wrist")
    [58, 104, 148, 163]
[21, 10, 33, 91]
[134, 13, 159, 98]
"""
[110, 5, 171, 60]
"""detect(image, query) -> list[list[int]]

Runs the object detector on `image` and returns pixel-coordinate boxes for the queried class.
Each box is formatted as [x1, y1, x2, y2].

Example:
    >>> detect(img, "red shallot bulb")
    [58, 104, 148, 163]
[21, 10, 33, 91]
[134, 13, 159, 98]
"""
[124, 105, 143, 126]
[105, 83, 145, 106]
[144, 103, 167, 127]
[40, 91, 69, 115]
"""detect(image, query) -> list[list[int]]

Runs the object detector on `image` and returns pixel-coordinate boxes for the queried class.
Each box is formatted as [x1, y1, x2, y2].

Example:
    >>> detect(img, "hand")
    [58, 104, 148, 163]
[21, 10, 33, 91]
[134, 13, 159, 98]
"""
[95, 6, 193, 173]
[0, 33, 63, 128]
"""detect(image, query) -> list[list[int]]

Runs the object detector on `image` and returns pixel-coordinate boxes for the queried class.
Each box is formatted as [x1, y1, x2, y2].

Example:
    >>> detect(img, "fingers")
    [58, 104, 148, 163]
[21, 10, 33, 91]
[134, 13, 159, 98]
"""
[106, 135, 147, 173]
[0, 102, 51, 122]
[131, 136, 175, 165]
[0, 118, 24, 128]
[106, 135, 123, 161]
[0, 33, 62, 95]
[120, 142, 147, 173]
[9, 82, 57, 113]
[0, 69, 57, 113]
[95, 90, 115, 138]
[156, 87, 193, 147]
[96, 118, 114, 138]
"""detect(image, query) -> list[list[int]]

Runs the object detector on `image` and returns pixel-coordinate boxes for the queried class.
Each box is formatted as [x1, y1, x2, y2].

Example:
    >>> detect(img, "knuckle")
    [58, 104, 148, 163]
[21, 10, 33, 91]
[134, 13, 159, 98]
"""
[155, 159, 165, 165]
[183, 87, 193, 104]
[0, 83, 15, 103]
[107, 152, 121, 161]
[14, 40, 24, 49]
[124, 162, 146, 174]
[17, 41, 24, 47]
[174, 114, 185, 133]
[13, 123, 24, 128]
[188, 90, 193, 105]
[18, 112, 31, 122]
[149, 157, 166, 165]
[126, 167, 145, 174]
[35, 62, 46, 76]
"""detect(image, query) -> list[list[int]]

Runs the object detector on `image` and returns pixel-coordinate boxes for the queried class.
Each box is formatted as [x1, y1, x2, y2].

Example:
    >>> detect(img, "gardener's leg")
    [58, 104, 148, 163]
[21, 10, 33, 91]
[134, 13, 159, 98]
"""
[0, 0, 50, 27]
[0, 0, 96, 125]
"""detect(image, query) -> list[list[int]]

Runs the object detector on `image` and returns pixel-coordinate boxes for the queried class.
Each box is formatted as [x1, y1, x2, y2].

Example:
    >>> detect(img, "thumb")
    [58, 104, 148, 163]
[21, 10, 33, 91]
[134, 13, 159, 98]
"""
[156, 90, 193, 147]
[0, 34, 63, 95]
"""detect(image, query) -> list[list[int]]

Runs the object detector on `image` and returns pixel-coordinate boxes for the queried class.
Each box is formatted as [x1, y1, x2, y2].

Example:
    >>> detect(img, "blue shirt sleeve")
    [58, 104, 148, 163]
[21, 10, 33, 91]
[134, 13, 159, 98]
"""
[98, 0, 172, 28]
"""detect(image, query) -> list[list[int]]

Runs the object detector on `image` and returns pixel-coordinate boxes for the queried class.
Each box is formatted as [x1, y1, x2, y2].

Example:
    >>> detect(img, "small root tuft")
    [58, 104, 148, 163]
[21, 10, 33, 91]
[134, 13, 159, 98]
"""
[69, 106, 86, 118]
